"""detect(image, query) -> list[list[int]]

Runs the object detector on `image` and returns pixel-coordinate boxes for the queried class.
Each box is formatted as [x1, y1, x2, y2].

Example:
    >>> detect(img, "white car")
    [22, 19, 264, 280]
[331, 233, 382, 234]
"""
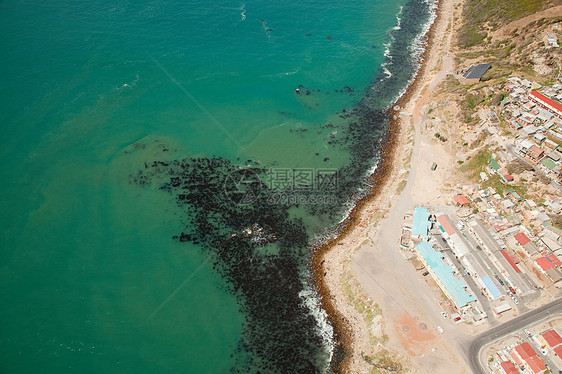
[441, 312, 448, 319]
[512, 296, 519, 304]
[437, 326, 444, 334]
[540, 348, 547, 355]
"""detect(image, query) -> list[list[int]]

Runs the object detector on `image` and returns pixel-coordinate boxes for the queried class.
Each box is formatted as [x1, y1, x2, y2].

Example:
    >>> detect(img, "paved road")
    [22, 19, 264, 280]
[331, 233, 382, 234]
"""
[465, 298, 562, 374]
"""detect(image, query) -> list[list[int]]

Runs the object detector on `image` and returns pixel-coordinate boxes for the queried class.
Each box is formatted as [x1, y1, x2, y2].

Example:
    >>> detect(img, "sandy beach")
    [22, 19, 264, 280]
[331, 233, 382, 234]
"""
[313, 0, 474, 372]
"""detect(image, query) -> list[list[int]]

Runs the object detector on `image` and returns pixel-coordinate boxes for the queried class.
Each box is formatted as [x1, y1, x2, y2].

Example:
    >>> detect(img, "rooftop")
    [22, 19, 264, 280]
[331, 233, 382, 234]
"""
[500, 250, 521, 273]
[514, 342, 537, 360]
[531, 90, 562, 113]
[500, 361, 519, 374]
[541, 329, 562, 348]
[536, 253, 562, 271]
[436, 215, 455, 236]
[412, 207, 431, 239]
[454, 194, 470, 206]
[500, 360, 518, 374]
[528, 145, 544, 156]
[463, 64, 491, 80]
[416, 242, 475, 307]
[514, 232, 531, 246]
[481, 275, 502, 299]
[542, 157, 557, 171]
[526, 355, 546, 374]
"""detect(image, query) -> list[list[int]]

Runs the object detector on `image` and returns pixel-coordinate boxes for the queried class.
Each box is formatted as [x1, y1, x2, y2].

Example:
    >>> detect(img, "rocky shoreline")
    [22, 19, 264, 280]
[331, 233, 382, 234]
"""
[311, 1, 448, 371]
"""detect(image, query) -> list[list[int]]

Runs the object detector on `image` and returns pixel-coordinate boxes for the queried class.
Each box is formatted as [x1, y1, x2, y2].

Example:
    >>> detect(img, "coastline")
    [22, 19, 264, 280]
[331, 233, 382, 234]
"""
[312, 0, 455, 372]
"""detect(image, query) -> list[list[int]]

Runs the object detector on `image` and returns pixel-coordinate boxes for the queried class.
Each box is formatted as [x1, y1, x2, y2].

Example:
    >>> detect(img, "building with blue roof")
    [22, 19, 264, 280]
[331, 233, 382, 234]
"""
[416, 242, 476, 309]
[481, 276, 502, 300]
[412, 207, 431, 241]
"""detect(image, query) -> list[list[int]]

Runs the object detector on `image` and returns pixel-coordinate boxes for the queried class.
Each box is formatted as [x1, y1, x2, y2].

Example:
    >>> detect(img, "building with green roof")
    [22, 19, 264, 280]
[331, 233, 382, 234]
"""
[542, 158, 557, 171]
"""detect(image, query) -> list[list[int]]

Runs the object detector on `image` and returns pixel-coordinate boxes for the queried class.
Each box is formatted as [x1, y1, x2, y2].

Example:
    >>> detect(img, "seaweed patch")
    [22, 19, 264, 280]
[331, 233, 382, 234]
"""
[131, 158, 333, 373]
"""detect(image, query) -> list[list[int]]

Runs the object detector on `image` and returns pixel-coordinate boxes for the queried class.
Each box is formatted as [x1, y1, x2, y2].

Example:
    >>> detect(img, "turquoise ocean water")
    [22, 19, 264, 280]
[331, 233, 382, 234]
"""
[0, 0, 434, 372]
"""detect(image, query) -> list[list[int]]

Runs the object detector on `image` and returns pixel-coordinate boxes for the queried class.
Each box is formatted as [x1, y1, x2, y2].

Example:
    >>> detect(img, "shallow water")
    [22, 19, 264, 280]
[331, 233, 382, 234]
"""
[0, 0, 433, 372]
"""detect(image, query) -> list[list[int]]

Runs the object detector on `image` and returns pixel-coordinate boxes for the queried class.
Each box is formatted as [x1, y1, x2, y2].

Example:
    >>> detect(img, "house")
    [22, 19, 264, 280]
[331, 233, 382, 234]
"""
[546, 149, 562, 163]
[514, 232, 531, 246]
[536, 254, 562, 283]
[493, 303, 512, 315]
[522, 126, 539, 138]
[436, 215, 455, 238]
[545, 32, 559, 48]
[516, 138, 534, 155]
[554, 345, 562, 359]
[454, 195, 470, 207]
[526, 145, 545, 164]
[499, 360, 519, 374]
[534, 133, 547, 144]
[541, 157, 561, 181]
[540, 236, 561, 252]
[501, 172, 514, 183]
[526, 356, 547, 374]
[536, 253, 562, 271]
[544, 139, 559, 151]
[529, 91, 562, 119]
[488, 158, 500, 173]
[512, 342, 547, 374]
[538, 329, 562, 350]
[518, 113, 537, 126]
[514, 232, 539, 256]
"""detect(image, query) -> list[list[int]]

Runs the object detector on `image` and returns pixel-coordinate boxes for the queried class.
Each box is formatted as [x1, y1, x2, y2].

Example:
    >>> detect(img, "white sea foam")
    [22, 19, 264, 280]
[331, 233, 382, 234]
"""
[324, 0, 439, 231]
[383, 41, 392, 58]
[382, 63, 392, 79]
[240, 3, 246, 21]
[387, 0, 439, 106]
[393, 6, 403, 30]
[117, 73, 140, 91]
[299, 286, 335, 371]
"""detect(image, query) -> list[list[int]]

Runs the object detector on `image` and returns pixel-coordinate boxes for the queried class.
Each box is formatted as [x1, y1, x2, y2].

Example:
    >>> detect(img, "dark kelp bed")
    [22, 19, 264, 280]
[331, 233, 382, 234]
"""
[129, 0, 437, 372]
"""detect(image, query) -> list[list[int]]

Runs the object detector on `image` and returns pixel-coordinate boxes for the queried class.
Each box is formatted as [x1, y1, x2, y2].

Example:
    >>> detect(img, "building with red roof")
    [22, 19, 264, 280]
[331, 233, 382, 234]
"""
[554, 345, 562, 358]
[500, 250, 521, 273]
[500, 360, 519, 374]
[540, 329, 562, 349]
[436, 215, 455, 237]
[526, 145, 545, 164]
[502, 173, 514, 182]
[526, 355, 546, 373]
[514, 232, 531, 246]
[536, 253, 562, 271]
[454, 194, 470, 206]
[510, 349, 524, 366]
[515, 342, 537, 360]
[529, 90, 562, 119]
[512, 342, 547, 373]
